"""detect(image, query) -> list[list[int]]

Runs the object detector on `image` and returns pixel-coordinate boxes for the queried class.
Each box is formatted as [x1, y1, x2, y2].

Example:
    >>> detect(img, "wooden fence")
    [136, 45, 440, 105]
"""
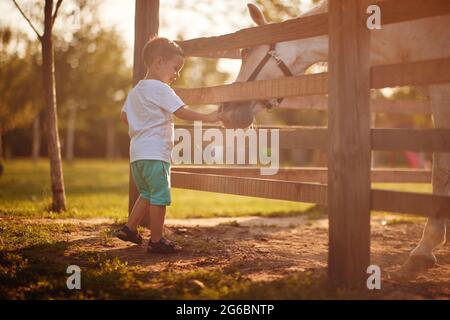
[168, 0, 450, 288]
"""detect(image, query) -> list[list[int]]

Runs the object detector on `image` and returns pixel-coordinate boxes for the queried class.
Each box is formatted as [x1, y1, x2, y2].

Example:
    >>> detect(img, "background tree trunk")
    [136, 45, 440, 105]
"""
[32, 115, 41, 162]
[106, 117, 116, 160]
[0, 123, 3, 177]
[43, 0, 66, 212]
[0, 123, 3, 160]
[130, 0, 160, 226]
[65, 105, 76, 163]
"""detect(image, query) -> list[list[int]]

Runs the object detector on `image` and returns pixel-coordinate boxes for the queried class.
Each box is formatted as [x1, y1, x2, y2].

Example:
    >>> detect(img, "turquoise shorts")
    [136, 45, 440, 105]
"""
[131, 160, 171, 206]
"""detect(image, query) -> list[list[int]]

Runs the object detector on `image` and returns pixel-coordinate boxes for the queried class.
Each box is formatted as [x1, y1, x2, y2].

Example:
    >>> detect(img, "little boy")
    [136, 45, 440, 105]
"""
[116, 37, 220, 253]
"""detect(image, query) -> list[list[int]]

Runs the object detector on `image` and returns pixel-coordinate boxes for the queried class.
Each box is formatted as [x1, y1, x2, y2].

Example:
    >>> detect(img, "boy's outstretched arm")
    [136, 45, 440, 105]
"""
[120, 111, 128, 124]
[174, 105, 221, 123]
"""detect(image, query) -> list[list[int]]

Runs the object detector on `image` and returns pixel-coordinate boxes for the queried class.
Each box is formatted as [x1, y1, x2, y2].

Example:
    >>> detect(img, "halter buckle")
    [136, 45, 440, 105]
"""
[267, 50, 283, 65]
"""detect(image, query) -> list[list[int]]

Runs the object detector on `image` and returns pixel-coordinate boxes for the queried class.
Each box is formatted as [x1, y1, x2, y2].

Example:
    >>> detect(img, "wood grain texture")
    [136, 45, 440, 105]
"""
[327, 0, 371, 289]
[372, 189, 450, 218]
[175, 73, 328, 105]
[174, 58, 450, 105]
[174, 127, 450, 152]
[171, 172, 328, 205]
[278, 95, 431, 114]
[130, 0, 159, 224]
[172, 166, 431, 183]
[171, 171, 449, 218]
[178, 13, 329, 56]
[177, 0, 450, 57]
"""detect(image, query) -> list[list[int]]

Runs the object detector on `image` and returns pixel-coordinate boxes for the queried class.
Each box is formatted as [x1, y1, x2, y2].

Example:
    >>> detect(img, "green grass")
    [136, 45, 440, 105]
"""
[0, 159, 434, 220]
[0, 159, 316, 220]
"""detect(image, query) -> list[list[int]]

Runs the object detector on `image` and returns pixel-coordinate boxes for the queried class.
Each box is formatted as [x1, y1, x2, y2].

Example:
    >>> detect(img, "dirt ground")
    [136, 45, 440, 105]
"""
[37, 214, 450, 299]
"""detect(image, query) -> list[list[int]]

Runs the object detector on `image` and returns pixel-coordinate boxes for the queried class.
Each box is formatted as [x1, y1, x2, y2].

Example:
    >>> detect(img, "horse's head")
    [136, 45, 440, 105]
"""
[220, 3, 298, 129]
[220, 2, 328, 129]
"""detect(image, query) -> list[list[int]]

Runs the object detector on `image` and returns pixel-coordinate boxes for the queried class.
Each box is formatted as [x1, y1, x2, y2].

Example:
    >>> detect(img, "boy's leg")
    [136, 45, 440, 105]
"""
[149, 204, 166, 242]
[115, 195, 147, 244]
[145, 161, 181, 253]
[147, 203, 181, 253]
[126, 195, 150, 231]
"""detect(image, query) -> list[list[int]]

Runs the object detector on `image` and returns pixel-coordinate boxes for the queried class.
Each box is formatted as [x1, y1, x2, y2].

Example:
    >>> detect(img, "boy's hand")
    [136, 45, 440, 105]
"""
[206, 110, 221, 123]
[174, 106, 223, 123]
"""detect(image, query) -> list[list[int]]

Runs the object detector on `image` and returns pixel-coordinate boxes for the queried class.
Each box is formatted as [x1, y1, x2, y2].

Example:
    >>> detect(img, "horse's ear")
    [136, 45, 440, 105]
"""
[247, 3, 267, 25]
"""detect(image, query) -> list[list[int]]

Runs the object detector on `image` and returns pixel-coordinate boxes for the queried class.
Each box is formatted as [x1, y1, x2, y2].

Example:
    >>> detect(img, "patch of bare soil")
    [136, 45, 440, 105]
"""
[33, 215, 450, 299]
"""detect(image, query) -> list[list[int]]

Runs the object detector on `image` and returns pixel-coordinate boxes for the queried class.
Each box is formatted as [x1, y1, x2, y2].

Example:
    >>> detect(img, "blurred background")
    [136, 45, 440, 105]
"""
[0, 0, 432, 167]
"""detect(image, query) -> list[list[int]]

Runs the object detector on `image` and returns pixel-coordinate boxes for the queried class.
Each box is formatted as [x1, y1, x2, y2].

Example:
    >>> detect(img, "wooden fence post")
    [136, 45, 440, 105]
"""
[129, 0, 160, 225]
[327, 0, 371, 289]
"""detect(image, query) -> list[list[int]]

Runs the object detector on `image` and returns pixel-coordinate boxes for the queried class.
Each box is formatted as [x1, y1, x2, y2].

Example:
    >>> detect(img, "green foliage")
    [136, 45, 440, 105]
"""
[3, 1, 132, 158]
[0, 28, 41, 136]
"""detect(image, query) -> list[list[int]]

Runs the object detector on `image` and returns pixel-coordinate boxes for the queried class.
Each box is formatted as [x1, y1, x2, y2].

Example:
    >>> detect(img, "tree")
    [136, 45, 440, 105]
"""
[49, 0, 131, 162]
[12, 0, 67, 212]
[54, 27, 131, 161]
[0, 27, 42, 160]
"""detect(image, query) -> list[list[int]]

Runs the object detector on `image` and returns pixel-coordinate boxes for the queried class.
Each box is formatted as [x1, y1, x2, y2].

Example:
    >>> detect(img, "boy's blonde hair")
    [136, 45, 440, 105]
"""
[143, 37, 184, 67]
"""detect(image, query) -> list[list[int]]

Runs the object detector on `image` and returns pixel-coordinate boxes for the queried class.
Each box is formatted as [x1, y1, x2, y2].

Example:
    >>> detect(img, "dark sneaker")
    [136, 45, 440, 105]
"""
[147, 237, 182, 254]
[115, 226, 143, 244]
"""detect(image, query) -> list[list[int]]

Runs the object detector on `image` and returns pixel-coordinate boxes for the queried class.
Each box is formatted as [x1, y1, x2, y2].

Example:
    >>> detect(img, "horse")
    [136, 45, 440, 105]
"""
[220, 1, 449, 270]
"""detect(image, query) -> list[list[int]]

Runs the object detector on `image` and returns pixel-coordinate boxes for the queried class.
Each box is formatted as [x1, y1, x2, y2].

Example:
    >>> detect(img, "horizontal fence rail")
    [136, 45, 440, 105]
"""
[371, 189, 450, 218]
[278, 96, 431, 114]
[171, 172, 450, 218]
[175, 73, 328, 105]
[172, 166, 431, 183]
[177, 0, 450, 57]
[175, 57, 450, 105]
[171, 171, 328, 204]
[175, 126, 450, 152]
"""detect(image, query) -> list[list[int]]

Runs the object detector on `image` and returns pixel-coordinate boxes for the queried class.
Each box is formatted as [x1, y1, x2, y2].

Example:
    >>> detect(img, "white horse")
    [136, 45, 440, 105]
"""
[221, 2, 449, 270]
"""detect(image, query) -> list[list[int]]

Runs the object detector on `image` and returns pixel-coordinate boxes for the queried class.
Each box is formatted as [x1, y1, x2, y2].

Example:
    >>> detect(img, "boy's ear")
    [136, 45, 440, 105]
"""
[155, 56, 163, 66]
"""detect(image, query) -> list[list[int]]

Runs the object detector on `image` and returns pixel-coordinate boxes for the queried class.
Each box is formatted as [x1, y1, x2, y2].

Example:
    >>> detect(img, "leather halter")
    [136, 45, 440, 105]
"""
[246, 43, 294, 110]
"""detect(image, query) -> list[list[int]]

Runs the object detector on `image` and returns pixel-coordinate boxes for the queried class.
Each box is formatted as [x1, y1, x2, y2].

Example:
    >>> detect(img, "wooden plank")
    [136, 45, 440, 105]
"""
[178, 48, 241, 59]
[171, 172, 328, 205]
[373, 128, 450, 152]
[279, 96, 431, 114]
[174, 57, 450, 105]
[278, 128, 327, 150]
[178, 13, 329, 57]
[177, 0, 450, 57]
[175, 73, 328, 105]
[281, 128, 450, 152]
[174, 126, 327, 150]
[371, 169, 431, 183]
[171, 172, 449, 218]
[372, 57, 450, 89]
[372, 189, 450, 218]
[379, 0, 450, 26]
[327, 0, 371, 289]
[174, 126, 450, 152]
[129, 0, 159, 227]
[172, 166, 431, 183]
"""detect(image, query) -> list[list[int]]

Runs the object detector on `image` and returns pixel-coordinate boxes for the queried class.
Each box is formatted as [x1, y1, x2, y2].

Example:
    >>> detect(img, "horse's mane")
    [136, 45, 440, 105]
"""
[299, 0, 328, 17]
[300, 0, 387, 17]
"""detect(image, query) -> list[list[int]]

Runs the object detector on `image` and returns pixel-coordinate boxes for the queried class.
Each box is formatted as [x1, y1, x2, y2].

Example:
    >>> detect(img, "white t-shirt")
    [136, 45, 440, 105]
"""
[122, 79, 185, 163]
